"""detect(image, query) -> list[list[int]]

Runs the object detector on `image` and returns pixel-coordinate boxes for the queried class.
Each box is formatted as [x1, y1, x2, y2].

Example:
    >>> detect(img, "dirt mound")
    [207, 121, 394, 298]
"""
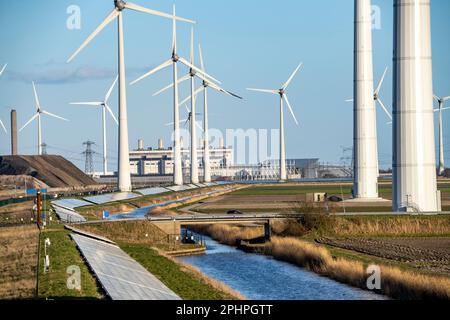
[0, 155, 97, 188]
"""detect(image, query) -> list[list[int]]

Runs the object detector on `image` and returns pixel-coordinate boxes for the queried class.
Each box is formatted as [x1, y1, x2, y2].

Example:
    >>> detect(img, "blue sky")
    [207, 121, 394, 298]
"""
[0, 0, 449, 171]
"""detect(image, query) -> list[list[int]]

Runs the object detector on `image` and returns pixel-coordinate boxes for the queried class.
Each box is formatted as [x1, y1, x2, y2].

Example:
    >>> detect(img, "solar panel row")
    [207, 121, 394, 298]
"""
[84, 192, 141, 204]
[71, 233, 181, 300]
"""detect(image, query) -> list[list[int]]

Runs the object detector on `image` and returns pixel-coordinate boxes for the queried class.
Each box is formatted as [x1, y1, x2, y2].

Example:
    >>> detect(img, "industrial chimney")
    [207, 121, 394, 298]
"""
[392, 0, 438, 212]
[219, 137, 225, 149]
[352, 0, 379, 200]
[158, 138, 164, 150]
[11, 110, 17, 155]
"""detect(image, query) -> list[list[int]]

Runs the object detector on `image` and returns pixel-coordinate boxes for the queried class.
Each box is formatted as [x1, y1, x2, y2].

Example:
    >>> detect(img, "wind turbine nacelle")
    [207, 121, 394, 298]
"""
[115, 0, 126, 11]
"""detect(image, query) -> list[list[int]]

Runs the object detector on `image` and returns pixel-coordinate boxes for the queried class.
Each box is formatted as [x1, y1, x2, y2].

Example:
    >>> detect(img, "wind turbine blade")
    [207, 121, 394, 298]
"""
[246, 88, 278, 94]
[178, 57, 221, 84]
[105, 76, 119, 102]
[443, 96, 450, 102]
[282, 62, 303, 90]
[19, 113, 39, 132]
[165, 119, 187, 126]
[376, 98, 392, 120]
[67, 9, 119, 63]
[209, 82, 242, 99]
[433, 95, 440, 102]
[283, 94, 299, 126]
[104, 103, 119, 125]
[0, 119, 7, 133]
[345, 98, 354, 103]
[184, 104, 190, 114]
[153, 74, 190, 96]
[375, 67, 388, 95]
[32, 82, 41, 110]
[198, 44, 205, 72]
[124, 2, 195, 24]
[196, 122, 204, 132]
[130, 59, 173, 85]
[0, 64, 7, 77]
[70, 102, 103, 106]
[41, 110, 69, 122]
[179, 87, 203, 106]
[190, 27, 194, 64]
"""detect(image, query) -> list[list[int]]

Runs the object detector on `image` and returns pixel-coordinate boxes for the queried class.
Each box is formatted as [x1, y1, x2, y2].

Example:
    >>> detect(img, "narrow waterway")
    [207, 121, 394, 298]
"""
[179, 234, 385, 300]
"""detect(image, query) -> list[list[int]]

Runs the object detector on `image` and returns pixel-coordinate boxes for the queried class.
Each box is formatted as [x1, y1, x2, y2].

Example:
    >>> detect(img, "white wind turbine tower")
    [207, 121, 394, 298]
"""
[67, 0, 194, 192]
[247, 63, 302, 181]
[0, 64, 7, 134]
[434, 94, 450, 176]
[70, 77, 119, 176]
[153, 32, 242, 184]
[20, 82, 69, 155]
[131, 5, 218, 186]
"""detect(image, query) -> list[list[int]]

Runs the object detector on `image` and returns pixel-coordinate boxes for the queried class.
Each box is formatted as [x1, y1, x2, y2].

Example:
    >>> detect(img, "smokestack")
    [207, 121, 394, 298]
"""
[353, 0, 379, 199]
[393, 0, 438, 212]
[158, 138, 164, 150]
[219, 137, 225, 149]
[138, 139, 144, 150]
[11, 110, 17, 155]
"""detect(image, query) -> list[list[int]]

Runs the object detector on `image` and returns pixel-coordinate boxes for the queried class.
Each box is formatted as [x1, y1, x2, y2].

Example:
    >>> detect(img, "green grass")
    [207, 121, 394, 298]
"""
[119, 242, 237, 300]
[37, 227, 103, 299]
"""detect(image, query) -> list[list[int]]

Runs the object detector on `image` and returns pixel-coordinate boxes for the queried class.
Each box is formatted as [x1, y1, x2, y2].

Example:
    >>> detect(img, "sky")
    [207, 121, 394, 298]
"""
[0, 0, 449, 171]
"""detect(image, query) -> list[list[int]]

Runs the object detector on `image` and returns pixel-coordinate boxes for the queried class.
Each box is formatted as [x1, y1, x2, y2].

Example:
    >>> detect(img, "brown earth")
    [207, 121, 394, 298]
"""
[0, 225, 39, 299]
[316, 237, 450, 276]
[0, 155, 97, 188]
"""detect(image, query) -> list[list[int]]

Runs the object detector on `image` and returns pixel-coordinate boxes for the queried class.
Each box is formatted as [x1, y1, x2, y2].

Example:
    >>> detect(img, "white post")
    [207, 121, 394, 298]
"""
[203, 88, 211, 182]
[117, 12, 132, 192]
[393, 0, 438, 212]
[353, 0, 379, 199]
[37, 113, 42, 155]
[102, 105, 108, 176]
[280, 96, 287, 181]
[438, 100, 445, 176]
[173, 62, 183, 185]
[190, 76, 199, 183]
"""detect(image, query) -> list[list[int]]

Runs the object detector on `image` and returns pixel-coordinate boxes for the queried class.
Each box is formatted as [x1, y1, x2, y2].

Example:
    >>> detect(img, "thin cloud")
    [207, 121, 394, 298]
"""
[6, 64, 156, 85]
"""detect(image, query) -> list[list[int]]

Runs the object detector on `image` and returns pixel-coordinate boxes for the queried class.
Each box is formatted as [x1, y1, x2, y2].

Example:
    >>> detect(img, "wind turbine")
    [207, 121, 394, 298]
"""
[346, 67, 392, 123]
[131, 5, 215, 186]
[70, 77, 119, 176]
[20, 82, 69, 155]
[67, 0, 194, 192]
[175, 44, 242, 182]
[247, 63, 302, 181]
[0, 64, 6, 77]
[434, 94, 450, 175]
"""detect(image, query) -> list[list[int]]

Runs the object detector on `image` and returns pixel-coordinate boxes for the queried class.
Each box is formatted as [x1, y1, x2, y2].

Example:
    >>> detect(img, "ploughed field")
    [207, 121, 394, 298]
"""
[316, 237, 450, 276]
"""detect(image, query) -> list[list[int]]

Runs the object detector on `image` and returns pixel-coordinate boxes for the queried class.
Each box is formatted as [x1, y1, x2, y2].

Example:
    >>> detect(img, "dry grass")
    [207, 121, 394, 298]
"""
[148, 206, 178, 216]
[190, 224, 264, 246]
[267, 237, 450, 300]
[78, 221, 168, 245]
[0, 225, 39, 299]
[328, 216, 450, 237]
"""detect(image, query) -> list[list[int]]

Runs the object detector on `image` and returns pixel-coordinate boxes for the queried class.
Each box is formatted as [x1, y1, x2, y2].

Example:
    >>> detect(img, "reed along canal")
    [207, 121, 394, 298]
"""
[178, 234, 385, 300]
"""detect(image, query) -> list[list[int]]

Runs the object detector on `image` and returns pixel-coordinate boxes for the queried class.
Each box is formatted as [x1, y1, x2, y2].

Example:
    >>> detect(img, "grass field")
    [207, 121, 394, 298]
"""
[37, 226, 103, 299]
[119, 243, 241, 300]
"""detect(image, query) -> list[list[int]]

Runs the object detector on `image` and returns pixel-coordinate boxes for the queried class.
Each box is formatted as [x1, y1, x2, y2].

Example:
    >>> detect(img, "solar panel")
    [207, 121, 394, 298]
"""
[71, 233, 180, 300]
[53, 206, 87, 223]
[165, 185, 191, 192]
[185, 184, 199, 189]
[136, 187, 170, 196]
[83, 192, 141, 205]
[51, 199, 92, 210]
[194, 183, 208, 188]
[203, 182, 216, 187]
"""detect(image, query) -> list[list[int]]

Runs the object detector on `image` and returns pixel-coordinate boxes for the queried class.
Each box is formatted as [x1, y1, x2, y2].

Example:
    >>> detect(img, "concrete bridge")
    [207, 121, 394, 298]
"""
[147, 213, 302, 238]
